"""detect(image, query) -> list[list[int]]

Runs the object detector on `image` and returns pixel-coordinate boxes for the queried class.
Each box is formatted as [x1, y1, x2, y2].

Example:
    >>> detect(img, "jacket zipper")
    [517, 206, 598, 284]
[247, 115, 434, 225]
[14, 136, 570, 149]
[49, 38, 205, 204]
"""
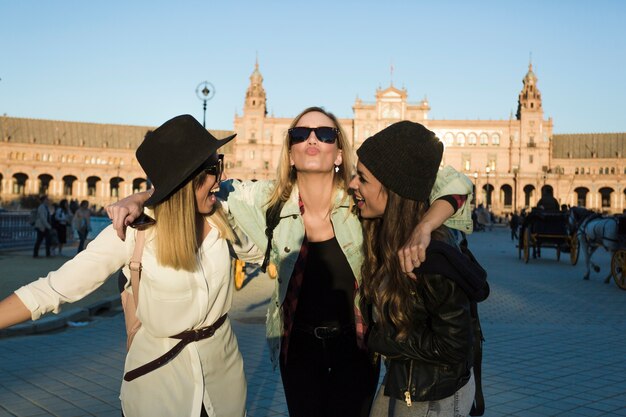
[404, 361, 413, 407]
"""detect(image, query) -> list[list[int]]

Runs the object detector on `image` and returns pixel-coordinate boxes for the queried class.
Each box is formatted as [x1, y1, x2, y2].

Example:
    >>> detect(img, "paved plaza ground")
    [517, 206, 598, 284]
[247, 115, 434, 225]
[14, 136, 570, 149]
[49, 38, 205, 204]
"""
[0, 227, 625, 416]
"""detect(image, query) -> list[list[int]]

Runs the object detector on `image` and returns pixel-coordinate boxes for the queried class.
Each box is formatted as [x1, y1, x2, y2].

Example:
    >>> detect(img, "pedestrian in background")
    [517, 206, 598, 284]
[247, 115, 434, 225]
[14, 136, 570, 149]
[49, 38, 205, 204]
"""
[509, 211, 520, 241]
[53, 199, 70, 255]
[73, 200, 91, 253]
[32, 195, 52, 258]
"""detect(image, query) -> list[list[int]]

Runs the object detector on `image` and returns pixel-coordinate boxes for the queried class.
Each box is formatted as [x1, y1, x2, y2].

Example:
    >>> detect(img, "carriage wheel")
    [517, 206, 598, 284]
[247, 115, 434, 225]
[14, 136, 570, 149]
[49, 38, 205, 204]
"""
[523, 229, 531, 263]
[610, 250, 626, 291]
[234, 259, 245, 290]
[569, 235, 578, 265]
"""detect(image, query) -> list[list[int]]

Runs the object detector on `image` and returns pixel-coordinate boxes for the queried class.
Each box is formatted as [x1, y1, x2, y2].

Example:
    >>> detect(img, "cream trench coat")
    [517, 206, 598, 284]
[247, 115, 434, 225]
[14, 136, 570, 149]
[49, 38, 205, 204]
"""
[15, 216, 262, 417]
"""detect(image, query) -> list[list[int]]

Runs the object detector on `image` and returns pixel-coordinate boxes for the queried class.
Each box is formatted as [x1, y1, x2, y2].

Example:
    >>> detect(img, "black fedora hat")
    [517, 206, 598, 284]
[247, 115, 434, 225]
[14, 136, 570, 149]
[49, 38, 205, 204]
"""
[137, 114, 236, 207]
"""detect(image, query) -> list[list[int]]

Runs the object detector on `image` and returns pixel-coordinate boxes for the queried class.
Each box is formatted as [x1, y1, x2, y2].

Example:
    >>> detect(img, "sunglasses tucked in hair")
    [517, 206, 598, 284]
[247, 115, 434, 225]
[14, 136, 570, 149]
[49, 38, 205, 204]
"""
[288, 127, 339, 144]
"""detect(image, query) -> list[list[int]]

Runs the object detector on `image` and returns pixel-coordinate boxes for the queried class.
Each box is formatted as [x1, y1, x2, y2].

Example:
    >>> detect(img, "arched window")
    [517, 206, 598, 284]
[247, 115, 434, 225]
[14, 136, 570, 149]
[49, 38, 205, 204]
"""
[444, 132, 454, 146]
[492, 133, 500, 145]
[87, 176, 101, 197]
[133, 178, 147, 194]
[500, 184, 513, 207]
[467, 133, 476, 145]
[12, 173, 28, 195]
[38, 174, 53, 195]
[110, 177, 124, 198]
[63, 175, 77, 196]
[574, 187, 589, 207]
[599, 187, 613, 209]
[523, 184, 536, 208]
[479, 133, 488, 146]
[456, 133, 466, 146]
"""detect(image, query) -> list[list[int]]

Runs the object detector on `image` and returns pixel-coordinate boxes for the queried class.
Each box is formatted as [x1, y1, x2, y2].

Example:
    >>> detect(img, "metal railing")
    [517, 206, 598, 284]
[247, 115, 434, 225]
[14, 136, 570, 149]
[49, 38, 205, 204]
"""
[0, 211, 112, 249]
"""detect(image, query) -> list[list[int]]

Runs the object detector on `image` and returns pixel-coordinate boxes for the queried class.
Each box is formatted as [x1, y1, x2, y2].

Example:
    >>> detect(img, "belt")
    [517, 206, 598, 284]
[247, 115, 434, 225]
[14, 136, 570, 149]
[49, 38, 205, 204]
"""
[293, 322, 355, 340]
[124, 314, 228, 382]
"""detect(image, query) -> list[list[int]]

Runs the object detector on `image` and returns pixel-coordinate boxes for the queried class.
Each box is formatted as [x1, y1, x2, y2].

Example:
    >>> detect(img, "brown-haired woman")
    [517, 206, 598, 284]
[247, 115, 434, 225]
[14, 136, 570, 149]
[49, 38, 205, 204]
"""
[0, 115, 260, 417]
[351, 121, 481, 417]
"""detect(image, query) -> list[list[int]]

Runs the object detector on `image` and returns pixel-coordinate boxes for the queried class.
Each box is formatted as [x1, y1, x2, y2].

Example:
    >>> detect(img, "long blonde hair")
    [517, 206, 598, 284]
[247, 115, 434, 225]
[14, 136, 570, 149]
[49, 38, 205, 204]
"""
[151, 171, 235, 272]
[266, 106, 354, 209]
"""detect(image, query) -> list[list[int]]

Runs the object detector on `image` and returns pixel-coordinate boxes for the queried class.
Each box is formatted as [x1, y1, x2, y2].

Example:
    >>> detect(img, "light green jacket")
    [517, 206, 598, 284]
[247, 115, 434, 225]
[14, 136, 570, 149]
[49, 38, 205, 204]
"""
[223, 165, 473, 366]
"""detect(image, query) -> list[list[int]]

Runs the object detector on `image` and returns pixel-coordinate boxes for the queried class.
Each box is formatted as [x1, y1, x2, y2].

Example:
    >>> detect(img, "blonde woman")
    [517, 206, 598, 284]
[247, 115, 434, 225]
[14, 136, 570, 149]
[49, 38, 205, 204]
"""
[0, 115, 261, 417]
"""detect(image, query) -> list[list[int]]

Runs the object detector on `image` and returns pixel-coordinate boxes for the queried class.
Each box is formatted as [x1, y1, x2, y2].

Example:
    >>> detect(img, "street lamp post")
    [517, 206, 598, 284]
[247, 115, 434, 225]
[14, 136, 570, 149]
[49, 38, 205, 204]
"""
[195, 81, 215, 128]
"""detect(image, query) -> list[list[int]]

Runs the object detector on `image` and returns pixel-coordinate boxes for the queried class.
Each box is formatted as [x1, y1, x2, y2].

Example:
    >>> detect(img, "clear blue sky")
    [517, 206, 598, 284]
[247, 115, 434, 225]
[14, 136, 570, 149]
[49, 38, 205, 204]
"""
[1, 0, 625, 134]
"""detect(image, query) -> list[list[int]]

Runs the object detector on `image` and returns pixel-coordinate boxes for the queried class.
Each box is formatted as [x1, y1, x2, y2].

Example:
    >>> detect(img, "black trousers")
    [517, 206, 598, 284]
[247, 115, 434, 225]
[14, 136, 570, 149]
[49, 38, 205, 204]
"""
[33, 228, 51, 257]
[280, 328, 380, 417]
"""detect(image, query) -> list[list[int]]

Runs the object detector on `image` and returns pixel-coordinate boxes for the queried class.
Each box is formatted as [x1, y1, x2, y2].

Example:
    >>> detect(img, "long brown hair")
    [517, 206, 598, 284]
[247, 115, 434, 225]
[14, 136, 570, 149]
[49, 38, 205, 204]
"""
[361, 189, 447, 340]
[266, 106, 354, 209]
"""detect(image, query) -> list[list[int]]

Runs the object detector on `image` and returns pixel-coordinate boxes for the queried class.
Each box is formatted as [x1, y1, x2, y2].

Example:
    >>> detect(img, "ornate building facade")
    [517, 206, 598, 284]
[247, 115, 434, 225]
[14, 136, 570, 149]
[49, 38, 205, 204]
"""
[1, 62, 625, 213]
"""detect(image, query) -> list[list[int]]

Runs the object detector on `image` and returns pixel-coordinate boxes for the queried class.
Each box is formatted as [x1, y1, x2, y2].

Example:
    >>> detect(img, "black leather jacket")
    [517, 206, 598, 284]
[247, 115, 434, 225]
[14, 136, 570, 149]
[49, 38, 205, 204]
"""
[367, 239, 480, 403]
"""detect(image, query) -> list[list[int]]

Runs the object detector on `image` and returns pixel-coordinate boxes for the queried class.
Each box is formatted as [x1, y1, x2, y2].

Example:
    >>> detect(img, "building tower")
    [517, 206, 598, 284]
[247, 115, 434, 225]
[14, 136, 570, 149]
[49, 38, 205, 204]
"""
[514, 62, 553, 206]
[243, 58, 267, 118]
[232, 59, 272, 180]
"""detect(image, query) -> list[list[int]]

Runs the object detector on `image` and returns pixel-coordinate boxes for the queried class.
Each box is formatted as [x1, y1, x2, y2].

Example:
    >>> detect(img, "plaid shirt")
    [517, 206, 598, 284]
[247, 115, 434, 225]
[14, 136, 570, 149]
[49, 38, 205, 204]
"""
[280, 196, 367, 364]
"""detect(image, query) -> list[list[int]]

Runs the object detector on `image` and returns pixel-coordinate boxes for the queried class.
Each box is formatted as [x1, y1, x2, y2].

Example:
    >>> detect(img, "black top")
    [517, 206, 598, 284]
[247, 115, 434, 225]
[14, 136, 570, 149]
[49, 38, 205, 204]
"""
[294, 237, 356, 327]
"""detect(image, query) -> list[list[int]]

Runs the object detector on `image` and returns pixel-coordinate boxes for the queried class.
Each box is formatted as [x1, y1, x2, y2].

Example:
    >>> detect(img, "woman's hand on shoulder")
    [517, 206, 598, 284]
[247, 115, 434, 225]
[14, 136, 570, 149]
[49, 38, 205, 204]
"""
[106, 191, 150, 240]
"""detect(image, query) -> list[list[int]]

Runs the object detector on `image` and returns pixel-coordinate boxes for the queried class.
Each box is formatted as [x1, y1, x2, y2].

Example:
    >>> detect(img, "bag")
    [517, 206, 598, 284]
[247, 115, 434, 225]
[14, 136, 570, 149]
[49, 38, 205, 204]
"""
[28, 209, 37, 226]
[120, 230, 146, 351]
[260, 200, 286, 272]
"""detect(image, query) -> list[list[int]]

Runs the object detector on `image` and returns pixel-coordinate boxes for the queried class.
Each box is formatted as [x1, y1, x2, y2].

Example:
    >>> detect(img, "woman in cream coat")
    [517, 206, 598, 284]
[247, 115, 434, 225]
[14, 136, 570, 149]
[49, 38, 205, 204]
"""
[0, 115, 261, 417]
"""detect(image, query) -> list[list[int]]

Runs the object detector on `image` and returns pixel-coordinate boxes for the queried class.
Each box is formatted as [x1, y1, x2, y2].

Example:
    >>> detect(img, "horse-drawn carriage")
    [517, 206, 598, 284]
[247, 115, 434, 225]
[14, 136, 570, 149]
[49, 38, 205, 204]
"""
[570, 207, 626, 290]
[518, 209, 579, 264]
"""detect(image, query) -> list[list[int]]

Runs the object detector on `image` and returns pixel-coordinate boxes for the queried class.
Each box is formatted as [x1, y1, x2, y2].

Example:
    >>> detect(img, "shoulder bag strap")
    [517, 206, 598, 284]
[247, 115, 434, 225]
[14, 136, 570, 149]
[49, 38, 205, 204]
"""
[261, 200, 285, 272]
[129, 230, 146, 308]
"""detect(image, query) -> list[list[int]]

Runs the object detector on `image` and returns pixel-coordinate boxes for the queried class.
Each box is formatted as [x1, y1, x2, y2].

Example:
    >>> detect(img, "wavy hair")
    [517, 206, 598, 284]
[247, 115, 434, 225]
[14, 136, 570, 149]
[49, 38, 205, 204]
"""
[360, 188, 447, 341]
[266, 106, 354, 210]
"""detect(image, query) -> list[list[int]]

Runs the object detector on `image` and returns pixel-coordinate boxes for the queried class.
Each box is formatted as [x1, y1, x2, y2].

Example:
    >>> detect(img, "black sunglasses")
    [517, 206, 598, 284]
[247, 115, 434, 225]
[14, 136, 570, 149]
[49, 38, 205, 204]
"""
[288, 127, 339, 144]
[202, 154, 224, 181]
[129, 212, 156, 230]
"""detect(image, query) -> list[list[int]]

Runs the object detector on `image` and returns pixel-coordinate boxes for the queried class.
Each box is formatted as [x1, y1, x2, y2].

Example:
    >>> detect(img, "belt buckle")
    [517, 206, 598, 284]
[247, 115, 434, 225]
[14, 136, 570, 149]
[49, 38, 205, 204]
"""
[313, 326, 332, 339]
[193, 328, 202, 341]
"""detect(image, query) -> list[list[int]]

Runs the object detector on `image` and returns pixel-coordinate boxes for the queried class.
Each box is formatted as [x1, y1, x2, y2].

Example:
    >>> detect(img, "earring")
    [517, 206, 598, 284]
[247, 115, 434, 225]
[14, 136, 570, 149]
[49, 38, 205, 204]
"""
[334, 165, 340, 173]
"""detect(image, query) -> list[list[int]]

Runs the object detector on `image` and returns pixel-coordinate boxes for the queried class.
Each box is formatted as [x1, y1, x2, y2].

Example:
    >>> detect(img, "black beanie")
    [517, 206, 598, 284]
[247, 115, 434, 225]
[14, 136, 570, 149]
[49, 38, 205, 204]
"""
[357, 121, 443, 201]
